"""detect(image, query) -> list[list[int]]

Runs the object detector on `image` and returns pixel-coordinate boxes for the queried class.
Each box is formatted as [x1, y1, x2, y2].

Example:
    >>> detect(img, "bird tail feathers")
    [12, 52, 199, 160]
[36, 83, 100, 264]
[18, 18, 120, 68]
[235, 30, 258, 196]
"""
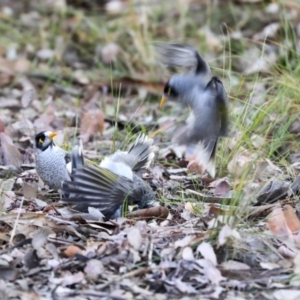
[126, 133, 155, 171]
[186, 139, 217, 178]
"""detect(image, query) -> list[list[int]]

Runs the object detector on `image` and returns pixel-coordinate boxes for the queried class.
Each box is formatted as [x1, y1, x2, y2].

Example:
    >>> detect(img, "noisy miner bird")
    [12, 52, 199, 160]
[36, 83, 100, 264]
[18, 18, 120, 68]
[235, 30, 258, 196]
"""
[34, 131, 71, 189]
[60, 134, 157, 220]
[155, 42, 229, 177]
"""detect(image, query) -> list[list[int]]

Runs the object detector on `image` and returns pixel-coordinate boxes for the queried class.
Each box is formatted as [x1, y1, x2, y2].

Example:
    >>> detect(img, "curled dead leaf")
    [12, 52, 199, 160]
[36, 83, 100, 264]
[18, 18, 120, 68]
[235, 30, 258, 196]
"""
[267, 207, 293, 239]
[127, 206, 169, 220]
[283, 205, 300, 233]
[64, 245, 83, 257]
[0, 133, 22, 168]
[197, 242, 217, 266]
[182, 247, 194, 261]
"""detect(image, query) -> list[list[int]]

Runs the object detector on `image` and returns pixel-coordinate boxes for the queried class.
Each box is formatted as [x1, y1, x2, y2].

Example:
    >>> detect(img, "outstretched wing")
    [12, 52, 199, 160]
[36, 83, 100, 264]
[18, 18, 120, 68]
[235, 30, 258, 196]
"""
[61, 165, 130, 219]
[154, 42, 211, 77]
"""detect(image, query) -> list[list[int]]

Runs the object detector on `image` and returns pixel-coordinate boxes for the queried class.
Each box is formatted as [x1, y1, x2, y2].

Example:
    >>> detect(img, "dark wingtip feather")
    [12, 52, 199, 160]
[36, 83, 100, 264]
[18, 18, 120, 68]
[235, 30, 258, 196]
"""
[60, 165, 133, 219]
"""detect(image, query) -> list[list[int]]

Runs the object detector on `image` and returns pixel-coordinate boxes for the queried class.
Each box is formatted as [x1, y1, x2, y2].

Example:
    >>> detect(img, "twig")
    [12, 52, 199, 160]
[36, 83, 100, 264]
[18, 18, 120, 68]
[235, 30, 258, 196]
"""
[9, 196, 24, 246]
[98, 266, 152, 290]
[148, 236, 154, 266]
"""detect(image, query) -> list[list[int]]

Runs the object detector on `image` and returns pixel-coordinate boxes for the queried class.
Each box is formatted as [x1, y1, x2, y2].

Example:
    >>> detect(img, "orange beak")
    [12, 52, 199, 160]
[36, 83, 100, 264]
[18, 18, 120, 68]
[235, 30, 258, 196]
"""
[49, 132, 58, 140]
[160, 96, 168, 108]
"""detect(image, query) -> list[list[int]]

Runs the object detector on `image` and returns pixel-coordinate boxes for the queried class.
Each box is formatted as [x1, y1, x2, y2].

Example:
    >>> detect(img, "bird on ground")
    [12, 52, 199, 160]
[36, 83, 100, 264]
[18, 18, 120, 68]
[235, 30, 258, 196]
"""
[154, 42, 229, 177]
[60, 133, 157, 220]
[34, 131, 71, 189]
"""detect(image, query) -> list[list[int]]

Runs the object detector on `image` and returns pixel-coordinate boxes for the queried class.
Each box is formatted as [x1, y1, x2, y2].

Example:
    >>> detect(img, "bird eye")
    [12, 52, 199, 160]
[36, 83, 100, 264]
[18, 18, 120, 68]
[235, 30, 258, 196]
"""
[39, 138, 44, 144]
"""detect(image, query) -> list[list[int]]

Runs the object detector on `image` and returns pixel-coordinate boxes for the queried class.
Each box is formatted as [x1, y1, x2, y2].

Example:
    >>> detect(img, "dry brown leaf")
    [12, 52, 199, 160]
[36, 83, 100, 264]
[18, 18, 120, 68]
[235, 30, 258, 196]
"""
[218, 225, 241, 246]
[0, 119, 4, 133]
[221, 260, 250, 270]
[212, 179, 231, 197]
[33, 113, 55, 131]
[228, 153, 253, 176]
[184, 202, 195, 214]
[1, 143, 22, 168]
[130, 248, 141, 263]
[61, 271, 84, 286]
[197, 242, 217, 266]
[208, 204, 236, 217]
[34, 198, 47, 209]
[3, 191, 15, 210]
[267, 207, 293, 238]
[84, 259, 104, 279]
[0, 178, 15, 211]
[127, 227, 142, 251]
[64, 245, 83, 257]
[22, 182, 37, 200]
[11, 119, 34, 136]
[21, 89, 35, 108]
[197, 259, 225, 285]
[174, 235, 194, 248]
[31, 228, 51, 250]
[187, 158, 205, 174]
[182, 247, 194, 260]
[0, 132, 13, 145]
[283, 205, 300, 233]
[87, 207, 105, 220]
[256, 180, 289, 205]
[80, 109, 104, 143]
[278, 245, 298, 258]
[0, 133, 22, 168]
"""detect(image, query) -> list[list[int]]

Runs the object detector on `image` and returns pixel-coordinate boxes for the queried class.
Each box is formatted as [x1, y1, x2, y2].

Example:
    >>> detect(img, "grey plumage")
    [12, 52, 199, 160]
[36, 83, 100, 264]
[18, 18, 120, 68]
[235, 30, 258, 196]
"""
[155, 42, 229, 177]
[60, 133, 156, 220]
[34, 131, 70, 189]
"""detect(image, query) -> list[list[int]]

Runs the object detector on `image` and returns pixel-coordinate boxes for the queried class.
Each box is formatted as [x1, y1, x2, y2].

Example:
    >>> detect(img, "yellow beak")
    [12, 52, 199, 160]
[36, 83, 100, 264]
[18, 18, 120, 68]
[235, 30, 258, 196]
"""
[49, 132, 58, 140]
[160, 96, 168, 108]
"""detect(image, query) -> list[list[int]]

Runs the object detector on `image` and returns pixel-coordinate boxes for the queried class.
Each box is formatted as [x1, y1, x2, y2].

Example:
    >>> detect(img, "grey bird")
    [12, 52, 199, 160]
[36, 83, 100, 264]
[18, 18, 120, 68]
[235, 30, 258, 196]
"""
[154, 42, 229, 177]
[60, 134, 157, 220]
[34, 131, 71, 189]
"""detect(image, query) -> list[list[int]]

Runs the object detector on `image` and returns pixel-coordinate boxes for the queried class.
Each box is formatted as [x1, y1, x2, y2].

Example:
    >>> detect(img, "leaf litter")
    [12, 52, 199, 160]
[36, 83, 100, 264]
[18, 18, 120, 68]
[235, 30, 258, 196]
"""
[0, 0, 300, 299]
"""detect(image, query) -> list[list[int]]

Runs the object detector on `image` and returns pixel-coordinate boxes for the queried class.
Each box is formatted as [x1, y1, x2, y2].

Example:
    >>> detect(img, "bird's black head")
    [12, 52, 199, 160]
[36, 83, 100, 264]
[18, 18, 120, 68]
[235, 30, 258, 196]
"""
[35, 131, 57, 151]
[161, 73, 204, 108]
[163, 80, 178, 98]
[160, 80, 179, 108]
